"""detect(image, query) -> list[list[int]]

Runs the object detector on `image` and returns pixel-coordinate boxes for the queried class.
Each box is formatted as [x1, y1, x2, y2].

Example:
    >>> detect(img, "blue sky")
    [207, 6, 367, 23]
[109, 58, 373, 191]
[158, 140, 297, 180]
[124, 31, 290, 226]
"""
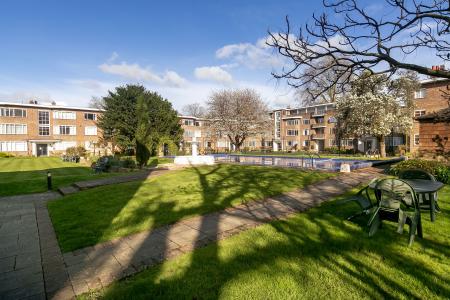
[0, 0, 444, 111]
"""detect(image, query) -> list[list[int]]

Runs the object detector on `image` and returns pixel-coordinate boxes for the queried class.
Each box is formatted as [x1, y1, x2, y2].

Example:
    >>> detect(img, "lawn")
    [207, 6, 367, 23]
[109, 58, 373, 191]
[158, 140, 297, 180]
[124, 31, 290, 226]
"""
[0, 157, 119, 196]
[48, 164, 333, 252]
[83, 185, 450, 300]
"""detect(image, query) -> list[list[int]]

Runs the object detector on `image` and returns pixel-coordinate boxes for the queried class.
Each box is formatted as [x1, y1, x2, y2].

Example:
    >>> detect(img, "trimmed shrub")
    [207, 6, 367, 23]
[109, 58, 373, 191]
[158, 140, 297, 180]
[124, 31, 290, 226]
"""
[120, 156, 136, 169]
[389, 159, 450, 184]
[66, 146, 87, 157]
[0, 152, 14, 158]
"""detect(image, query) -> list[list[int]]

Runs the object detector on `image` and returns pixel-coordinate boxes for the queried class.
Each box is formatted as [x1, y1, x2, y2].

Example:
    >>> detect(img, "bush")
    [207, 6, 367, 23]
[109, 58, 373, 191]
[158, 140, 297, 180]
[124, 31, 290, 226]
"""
[120, 156, 136, 169]
[66, 146, 87, 157]
[389, 159, 450, 184]
[0, 152, 14, 158]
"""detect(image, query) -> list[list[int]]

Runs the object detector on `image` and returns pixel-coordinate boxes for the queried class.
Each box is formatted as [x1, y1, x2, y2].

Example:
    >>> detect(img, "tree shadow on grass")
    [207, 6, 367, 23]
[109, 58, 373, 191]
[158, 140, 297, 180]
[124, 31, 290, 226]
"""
[98, 185, 450, 299]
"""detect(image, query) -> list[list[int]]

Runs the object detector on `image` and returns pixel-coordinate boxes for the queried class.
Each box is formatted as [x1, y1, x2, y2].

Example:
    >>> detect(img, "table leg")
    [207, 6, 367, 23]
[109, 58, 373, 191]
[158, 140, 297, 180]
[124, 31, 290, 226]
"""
[417, 214, 423, 238]
[430, 192, 436, 222]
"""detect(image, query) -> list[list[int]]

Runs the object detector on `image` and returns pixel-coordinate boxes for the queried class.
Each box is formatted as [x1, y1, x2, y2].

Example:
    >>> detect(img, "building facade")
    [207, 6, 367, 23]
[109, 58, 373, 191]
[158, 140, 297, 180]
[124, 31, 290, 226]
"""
[411, 78, 450, 153]
[270, 103, 361, 152]
[0, 102, 102, 156]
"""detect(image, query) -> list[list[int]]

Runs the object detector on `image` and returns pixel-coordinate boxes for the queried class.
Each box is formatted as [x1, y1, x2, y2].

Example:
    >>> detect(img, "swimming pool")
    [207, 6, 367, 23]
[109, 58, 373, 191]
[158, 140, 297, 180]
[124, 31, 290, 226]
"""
[213, 154, 376, 172]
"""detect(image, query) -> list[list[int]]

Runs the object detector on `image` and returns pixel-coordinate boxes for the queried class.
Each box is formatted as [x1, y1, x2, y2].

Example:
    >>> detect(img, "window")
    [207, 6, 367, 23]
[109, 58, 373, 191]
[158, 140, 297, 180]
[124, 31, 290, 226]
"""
[38, 111, 50, 125]
[303, 129, 310, 136]
[0, 108, 26, 117]
[287, 129, 299, 136]
[0, 141, 27, 152]
[84, 113, 97, 121]
[286, 119, 299, 125]
[414, 110, 426, 117]
[53, 111, 76, 120]
[53, 141, 77, 151]
[0, 124, 27, 135]
[329, 128, 336, 134]
[183, 119, 194, 126]
[54, 125, 76, 135]
[39, 127, 50, 136]
[303, 119, 310, 125]
[303, 140, 310, 147]
[38, 111, 50, 136]
[341, 139, 354, 147]
[316, 117, 325, 124]
[195, 121, 201, 126]
[329, 139, 337, 146]
[414, 134, 420, 145]
[84, 126, 97, 136]
[414, 89, 427, 99]
[184, 130, 194, 137]
[247, 141, 256, 147]
[217, 141, 228, 148]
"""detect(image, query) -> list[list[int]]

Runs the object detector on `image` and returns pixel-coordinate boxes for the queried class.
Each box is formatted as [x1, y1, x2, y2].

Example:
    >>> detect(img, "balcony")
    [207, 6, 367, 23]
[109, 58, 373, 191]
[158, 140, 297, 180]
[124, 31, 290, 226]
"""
[311, 134, 325, 140]
[311, 110, 326, 117]
[311, 123, 327, 129]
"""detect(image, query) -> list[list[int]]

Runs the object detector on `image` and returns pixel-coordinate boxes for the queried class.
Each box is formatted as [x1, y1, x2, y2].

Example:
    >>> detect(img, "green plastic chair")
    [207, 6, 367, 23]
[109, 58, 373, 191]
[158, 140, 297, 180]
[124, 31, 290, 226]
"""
[340, 178, 379, 220]
[368, 178, 422, 246]
[398, 168, 440, 211]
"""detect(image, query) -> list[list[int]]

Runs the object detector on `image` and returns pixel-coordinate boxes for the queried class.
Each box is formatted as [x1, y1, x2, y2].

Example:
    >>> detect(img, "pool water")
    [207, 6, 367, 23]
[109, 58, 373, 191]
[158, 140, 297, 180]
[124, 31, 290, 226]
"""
[214, 154, 375, 172]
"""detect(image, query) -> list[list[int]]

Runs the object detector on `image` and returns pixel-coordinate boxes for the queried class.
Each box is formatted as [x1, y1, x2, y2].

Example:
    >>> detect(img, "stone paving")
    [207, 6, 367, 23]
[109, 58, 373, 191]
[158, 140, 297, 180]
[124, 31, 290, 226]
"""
[0, 166, 384, 299]
[58, 168, 383, 297]
[0, 192, 60, 299]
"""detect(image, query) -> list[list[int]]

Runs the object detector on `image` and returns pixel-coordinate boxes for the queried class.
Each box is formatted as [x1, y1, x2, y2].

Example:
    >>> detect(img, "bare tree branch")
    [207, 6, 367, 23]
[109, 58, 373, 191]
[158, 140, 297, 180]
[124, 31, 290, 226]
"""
[268, 0, 450, 100]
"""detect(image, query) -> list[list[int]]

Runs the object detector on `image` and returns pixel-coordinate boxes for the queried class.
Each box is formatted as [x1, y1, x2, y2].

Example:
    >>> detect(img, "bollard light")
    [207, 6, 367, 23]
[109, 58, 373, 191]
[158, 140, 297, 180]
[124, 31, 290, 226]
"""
[47, 171, 52, 190]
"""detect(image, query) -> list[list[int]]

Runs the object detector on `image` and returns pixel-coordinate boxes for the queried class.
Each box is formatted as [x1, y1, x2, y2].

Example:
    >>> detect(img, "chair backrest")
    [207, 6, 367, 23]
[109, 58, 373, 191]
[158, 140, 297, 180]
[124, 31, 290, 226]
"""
[375, 178, 419, 210]
[398, 169, 436, 181]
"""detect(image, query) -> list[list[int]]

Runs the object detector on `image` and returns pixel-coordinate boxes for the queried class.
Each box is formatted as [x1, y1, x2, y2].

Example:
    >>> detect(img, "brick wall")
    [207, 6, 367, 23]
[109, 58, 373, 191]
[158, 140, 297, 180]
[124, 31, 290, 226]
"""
[411, 79, 450, 153]
[418, 120, 450, 152]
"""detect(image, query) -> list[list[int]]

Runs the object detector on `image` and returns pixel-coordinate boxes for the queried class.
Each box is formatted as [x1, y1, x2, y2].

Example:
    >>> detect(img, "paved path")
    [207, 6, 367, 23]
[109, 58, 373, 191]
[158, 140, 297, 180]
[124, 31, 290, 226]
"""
[58, 168, 384, 297]
[58, 167, 171, 195]
[0, 167, 384, 299]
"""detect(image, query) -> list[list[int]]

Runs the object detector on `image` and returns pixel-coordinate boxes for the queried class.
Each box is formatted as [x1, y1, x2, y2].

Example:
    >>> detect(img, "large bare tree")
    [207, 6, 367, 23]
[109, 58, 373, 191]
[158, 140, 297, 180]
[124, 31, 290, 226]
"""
[269, 0, 450, 99]
[181, 103, 207, 118]
[207, 89, 271, 151]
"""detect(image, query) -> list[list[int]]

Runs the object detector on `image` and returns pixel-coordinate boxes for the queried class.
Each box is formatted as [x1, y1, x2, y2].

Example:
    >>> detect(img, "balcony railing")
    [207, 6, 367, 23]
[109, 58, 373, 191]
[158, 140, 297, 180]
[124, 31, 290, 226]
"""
[311, 110, 326, 117]
[311, 134, 325, 139]
[311, 123, 327, 129]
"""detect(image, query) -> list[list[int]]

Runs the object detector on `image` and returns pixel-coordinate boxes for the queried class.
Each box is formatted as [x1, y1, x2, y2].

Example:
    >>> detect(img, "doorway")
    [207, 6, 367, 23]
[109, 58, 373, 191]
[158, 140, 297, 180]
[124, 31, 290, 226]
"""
[37, 144, 48, 157]
[317, 140, 325, 151]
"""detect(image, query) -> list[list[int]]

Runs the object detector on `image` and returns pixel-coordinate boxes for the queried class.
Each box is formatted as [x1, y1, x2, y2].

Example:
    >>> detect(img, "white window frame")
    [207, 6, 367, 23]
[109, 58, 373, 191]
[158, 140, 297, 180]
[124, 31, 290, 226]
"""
[84, 113, 97, 121]
[414, 89, 426, 99]
[303, 129, 310, 136]
[287, 129, 299, 136]
[0, 108, 27, 117]
[0, 124, 27, 135]
[414, 110, 426, 117]
[84, 126, 97, 136]
[53, 111, 76, 120]
[0, 141, 28, 152]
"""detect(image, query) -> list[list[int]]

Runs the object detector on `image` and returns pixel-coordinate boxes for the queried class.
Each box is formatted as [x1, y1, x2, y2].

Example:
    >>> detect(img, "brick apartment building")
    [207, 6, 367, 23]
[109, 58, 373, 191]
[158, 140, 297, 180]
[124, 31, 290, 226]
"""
[411, 78, 450, 153]
[1, 78, 448, 157]
[0, 101, 102, 156]
[178, 115, 272, 153]
[270, 103, 368, 152]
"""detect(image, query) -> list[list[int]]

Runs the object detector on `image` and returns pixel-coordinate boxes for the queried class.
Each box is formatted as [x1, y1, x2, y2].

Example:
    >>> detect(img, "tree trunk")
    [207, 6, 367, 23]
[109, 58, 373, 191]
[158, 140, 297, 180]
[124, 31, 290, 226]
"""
[379, 135, 386, 158]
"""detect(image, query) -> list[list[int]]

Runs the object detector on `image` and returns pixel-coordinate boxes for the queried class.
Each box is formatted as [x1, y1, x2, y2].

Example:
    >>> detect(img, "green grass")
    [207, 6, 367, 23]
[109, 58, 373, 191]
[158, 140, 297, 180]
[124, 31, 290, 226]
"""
[83, 185, 450, 300]
[0, 157, 119, 196]
[48, 164, 333, 252]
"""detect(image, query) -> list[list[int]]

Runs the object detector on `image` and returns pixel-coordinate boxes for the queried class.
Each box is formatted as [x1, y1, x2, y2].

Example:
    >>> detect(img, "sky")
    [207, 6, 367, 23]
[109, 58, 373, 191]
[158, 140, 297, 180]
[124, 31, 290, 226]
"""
[0, 0, 445, 111]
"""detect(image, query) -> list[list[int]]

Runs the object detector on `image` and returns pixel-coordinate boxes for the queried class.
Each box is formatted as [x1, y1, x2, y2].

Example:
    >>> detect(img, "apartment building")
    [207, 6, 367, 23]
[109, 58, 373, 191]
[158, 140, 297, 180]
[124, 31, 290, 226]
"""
[178, 116, 272, 153]
[411, 78, 450, 153]
[0, 101, 102, 156]
[270, 103, 360, 152]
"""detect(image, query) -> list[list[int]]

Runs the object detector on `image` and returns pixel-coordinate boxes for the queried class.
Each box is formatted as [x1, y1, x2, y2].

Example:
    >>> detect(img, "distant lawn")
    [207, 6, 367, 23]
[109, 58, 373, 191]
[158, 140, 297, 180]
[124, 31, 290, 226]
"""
[48, 164, 333, 252]
[0, 157, 119, 196]
[83, 185, 450, 300]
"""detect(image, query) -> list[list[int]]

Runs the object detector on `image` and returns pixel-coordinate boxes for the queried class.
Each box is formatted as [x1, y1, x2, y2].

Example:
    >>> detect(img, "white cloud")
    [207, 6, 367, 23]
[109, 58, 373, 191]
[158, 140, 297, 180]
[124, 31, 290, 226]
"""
[216, 38, 284, 69]
[194, 66, 233, 83]
[99, 61, 187, 87]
